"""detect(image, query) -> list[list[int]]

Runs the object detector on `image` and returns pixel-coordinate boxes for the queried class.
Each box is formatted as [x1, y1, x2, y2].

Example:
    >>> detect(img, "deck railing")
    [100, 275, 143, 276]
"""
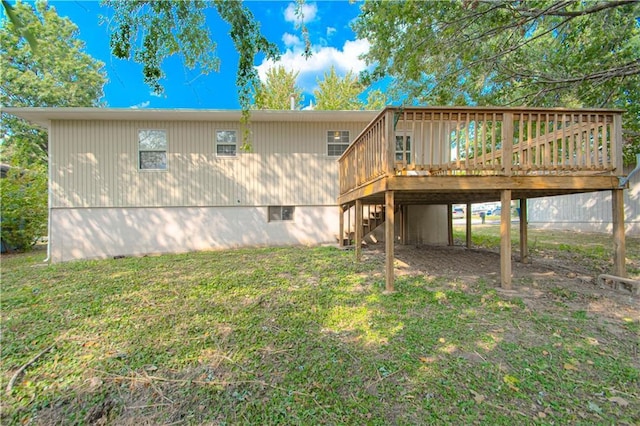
[339, 107, 623, 195]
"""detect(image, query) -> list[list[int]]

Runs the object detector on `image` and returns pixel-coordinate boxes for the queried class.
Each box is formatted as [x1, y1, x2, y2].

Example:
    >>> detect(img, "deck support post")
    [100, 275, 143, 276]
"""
[338, 204, 345, 247]
[400, 205, 408, 245]
[612, 189, 627, 278]
[355, 199, 363, 261]
[519, 198, 529, 264]
[447, 203, 454, 246]
[385, 190, 395, 292]
[466, 202, 472, 249]
[500, 190, 512, 289]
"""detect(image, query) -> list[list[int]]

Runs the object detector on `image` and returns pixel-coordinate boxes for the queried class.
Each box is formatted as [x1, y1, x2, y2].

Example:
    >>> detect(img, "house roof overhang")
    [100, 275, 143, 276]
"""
[0, 107, 380, 130]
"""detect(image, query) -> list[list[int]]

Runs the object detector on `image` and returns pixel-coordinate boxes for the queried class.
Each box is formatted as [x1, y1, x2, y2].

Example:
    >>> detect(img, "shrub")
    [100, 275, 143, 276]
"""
[0, 165, 47, 251]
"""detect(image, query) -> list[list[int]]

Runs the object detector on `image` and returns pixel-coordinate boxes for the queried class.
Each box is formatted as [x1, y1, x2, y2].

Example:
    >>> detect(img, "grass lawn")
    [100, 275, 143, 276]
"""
[2, 232, 639, 424]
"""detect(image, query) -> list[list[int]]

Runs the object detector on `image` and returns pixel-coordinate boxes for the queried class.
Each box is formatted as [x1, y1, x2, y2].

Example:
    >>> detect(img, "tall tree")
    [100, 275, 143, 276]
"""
[104, 0, 280, 119]
[254, 66, 303, 110]
[354, 0, 640, 163]
[0, 1, 106, 250]
[1, 0, 106, 166]
[314, 66, 365, 110]
[314, 66, 388, 110]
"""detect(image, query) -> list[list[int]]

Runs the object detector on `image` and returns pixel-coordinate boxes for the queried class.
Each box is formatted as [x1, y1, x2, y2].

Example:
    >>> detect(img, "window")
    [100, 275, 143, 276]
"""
[268, 206, 295, 221]
[395, 134, 411, 164]
[139, 129, 167, 170]
[216, 130, 237, 157]
[327, 130, 350, 156]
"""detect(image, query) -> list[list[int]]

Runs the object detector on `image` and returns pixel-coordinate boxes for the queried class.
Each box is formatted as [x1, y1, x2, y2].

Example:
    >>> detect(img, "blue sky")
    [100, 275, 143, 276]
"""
[33, 0, 372, 110]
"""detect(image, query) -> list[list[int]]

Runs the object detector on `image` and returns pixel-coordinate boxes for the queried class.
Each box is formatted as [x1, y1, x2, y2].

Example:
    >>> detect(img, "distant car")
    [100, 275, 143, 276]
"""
[452, 207, 465, 219]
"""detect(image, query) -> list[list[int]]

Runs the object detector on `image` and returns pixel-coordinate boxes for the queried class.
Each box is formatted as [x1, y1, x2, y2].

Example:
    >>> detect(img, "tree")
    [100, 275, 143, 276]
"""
[0, 165, 48, 251]
[254, 66, 303, 110]
[314, 66, 388, 110]
[105, 0, 280, 119]
[354, 0, 640, 164]
[0, 1, 106, 250]
[1, 1, 107, 166]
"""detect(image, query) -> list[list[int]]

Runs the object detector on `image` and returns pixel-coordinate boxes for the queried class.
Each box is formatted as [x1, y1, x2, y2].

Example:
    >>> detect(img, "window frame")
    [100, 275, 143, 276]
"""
[138, 129, 168, 171]
[395, 132, 412, 164]
[326, 130, 350, 157]
[215, 129, 238, 158]
[268, 206, 295, 222]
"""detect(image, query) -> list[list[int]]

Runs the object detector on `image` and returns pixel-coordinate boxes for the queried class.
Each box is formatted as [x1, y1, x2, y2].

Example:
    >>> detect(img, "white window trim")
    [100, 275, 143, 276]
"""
[138, 129, 168, 171]
[326, 130, 350, 157]
[215, 129, 238, 158]
[395, 131, 413, 164]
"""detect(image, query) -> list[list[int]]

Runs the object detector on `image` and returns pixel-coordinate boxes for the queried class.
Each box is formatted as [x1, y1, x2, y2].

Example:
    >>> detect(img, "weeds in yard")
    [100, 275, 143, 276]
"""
[1, 244, 638, 424]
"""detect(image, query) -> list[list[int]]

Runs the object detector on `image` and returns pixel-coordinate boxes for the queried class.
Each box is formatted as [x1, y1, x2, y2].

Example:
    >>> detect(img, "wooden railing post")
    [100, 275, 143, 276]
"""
[385, 109, 396, 176]
[612, 113, 623, 175]
[502, 112, 514, 176]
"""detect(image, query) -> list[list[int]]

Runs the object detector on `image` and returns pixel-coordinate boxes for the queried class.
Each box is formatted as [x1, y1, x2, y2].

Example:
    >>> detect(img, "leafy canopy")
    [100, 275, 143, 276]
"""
[104, 0, 280, 119]
[1, 0, 106, 166]
[354, 0, 640, 163]
[314, 66, 387, 110]
[254, 66, 303, 110]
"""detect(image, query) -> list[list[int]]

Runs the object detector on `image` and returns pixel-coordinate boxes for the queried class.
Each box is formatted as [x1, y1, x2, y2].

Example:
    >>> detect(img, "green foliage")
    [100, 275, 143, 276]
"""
[0, 0, 106, 166]
[315, 66, 364, 110]
[2, 245, 638, 423]
[254, 66, 303, 110]
[104, 0, 279, 116]
[354, 0, 640, 164]
[0, 165, 48, 251]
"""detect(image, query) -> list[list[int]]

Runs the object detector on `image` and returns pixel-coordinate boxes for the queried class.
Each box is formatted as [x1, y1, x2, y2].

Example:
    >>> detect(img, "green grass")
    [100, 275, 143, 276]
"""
[454, 225, 640, 277]
[1, 242, 639, 425]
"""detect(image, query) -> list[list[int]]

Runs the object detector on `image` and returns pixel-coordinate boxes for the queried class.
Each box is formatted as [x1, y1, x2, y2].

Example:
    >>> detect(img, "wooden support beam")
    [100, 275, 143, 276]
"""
[355, 199, 363, 261]
[612, 189, 627, 278]
[500, 190, 512, 289]
[385, 191, 395, 292]
[466, 202, 472, 249]
[338, 204, 344, 247]
[447, 203, 454, 246]
[519, 198, 529, 264]
[401, 205, 408, 245]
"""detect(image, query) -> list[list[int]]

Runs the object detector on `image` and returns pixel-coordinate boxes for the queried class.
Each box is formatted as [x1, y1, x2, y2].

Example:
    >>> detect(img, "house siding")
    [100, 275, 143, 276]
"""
[49, 206, 343, 262]
[50, 119, 370, 208]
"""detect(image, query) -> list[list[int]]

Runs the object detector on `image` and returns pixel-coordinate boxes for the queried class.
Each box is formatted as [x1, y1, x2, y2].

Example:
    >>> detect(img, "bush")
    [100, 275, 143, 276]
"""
[0, 165, 47, 251]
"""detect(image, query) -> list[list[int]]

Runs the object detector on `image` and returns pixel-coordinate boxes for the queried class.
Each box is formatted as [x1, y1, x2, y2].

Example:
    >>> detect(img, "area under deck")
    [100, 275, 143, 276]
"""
[337, 107, 628, 290]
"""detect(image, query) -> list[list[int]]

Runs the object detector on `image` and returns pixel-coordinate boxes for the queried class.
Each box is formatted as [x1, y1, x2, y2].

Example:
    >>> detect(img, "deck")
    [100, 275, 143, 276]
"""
[337, 107, 627, 290]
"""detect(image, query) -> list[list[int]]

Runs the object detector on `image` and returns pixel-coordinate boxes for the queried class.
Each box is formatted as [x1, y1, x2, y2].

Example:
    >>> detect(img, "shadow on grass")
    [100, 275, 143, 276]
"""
[1, 246, 638, 424]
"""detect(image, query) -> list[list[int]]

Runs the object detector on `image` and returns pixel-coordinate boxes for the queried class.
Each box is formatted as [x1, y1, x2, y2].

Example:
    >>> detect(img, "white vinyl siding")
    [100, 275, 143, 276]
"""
[49, 119, 370, 208]
[327, 130, 350, 156]
[138, 129, 167, 170]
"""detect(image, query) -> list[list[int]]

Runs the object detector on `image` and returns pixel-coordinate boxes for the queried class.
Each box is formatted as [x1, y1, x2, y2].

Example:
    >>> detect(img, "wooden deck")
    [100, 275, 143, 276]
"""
[337, 107, 627, 290]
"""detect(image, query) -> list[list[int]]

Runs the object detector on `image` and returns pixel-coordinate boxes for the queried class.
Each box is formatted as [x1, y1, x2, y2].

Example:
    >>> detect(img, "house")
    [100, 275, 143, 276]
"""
[2, 108, 449, 264]
[3, 106, 629, 289]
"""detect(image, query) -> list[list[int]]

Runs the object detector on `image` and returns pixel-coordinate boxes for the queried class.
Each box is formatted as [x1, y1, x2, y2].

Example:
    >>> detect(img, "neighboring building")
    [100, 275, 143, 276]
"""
[2, 108, 448, 262]
[528, 165, 639, 236]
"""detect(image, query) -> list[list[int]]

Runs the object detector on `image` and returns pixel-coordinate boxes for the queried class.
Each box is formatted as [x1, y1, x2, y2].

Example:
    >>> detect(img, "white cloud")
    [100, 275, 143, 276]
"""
[255, 38, 371, 93]
[130, 101, 150, 109]
[282, 33, 302, 48]
[284, 2, 317, 24]
[326, 27, 336, 37]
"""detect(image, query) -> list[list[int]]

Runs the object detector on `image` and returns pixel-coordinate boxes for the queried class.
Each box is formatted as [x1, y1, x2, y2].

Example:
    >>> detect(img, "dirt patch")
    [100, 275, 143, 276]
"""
[363, 244, 640, 327]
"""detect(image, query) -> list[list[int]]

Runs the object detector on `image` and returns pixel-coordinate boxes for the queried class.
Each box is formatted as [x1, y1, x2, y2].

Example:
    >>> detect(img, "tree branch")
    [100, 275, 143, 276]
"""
[516, 0, 639, 18]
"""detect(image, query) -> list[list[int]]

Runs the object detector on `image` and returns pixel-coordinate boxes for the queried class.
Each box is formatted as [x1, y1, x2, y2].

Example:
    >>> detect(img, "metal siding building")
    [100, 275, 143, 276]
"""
[9, 108, 394, 261]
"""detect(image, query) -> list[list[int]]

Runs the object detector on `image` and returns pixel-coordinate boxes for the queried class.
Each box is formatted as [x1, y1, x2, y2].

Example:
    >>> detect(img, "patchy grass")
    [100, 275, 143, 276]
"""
[1, 243, 638, 425]
[454, 225, 640, 278]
